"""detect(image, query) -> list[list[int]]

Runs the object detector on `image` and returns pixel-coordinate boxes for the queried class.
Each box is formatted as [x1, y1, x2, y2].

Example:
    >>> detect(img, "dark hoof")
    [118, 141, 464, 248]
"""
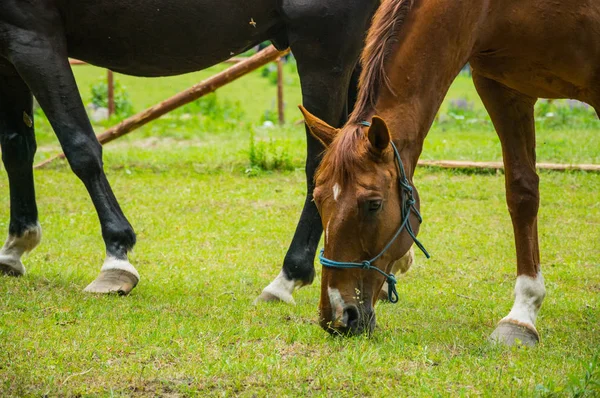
[83, 269, 139, 295]
[490, 321, 539, 347]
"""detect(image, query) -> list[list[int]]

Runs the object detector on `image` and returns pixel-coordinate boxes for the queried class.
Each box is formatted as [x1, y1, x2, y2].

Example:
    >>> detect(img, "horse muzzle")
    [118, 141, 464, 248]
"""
[320, 300, 376, 336]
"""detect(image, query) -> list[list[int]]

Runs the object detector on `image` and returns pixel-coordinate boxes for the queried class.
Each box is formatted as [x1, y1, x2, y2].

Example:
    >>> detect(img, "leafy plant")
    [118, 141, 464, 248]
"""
[535, 354, 600, 397]
[436, 97, 488, 129]
[535, 99, 599, 129]
[90, 79, 134, 118]
[177, 93, 245, 131]
[248, 127, 294, 174]
[179, 93, 219, 116]
[260, 109, 278, 124]
[260, 64, 279, 86]
[567, 354, 600, 398]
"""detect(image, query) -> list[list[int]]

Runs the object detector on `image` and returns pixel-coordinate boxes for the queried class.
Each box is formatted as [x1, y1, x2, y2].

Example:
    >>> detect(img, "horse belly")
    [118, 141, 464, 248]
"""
[471, 0, 600, 102]
[471, 54, 597, 101]
[60, 0, 282, 76]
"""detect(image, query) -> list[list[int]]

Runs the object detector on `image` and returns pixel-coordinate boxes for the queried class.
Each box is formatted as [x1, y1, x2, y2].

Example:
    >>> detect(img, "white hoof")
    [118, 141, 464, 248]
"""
[0, 223, 42, 276]
[83, 269, 139, 295]
[0, 255, 25, 276]
[83, 257, 140, 295]
[254, 271, 300, 305]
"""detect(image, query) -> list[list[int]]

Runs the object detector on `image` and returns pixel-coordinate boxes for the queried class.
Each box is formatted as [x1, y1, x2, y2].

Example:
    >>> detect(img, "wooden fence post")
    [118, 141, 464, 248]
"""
[107, 70, 115, 117]
[277, 57, 285, 125]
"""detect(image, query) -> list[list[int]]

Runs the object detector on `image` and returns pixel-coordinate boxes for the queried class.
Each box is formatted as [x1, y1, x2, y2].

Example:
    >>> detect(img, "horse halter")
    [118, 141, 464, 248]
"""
[318, 120, 430, 303]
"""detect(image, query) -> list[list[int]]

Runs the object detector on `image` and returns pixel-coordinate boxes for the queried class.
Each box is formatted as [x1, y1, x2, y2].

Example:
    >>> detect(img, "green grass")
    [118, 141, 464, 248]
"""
[1, 65, 599, 396]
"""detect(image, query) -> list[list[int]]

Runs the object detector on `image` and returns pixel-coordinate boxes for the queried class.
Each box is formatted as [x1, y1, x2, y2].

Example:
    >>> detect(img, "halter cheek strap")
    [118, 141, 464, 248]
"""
[318, 120, 430, 303]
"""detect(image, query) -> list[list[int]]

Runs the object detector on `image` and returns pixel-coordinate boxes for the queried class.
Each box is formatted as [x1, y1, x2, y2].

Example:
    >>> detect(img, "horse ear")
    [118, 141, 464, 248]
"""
[367, 116, 391, 153]
[298, 105, 338, 147]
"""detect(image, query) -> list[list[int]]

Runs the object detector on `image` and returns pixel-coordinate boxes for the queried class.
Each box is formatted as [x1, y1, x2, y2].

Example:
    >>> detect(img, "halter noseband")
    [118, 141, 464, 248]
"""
[318, 120, 430, 304]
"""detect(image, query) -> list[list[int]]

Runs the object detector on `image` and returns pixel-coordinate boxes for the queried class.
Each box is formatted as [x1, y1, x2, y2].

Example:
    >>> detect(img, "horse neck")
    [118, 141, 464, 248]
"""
[374, 0, 486, 178]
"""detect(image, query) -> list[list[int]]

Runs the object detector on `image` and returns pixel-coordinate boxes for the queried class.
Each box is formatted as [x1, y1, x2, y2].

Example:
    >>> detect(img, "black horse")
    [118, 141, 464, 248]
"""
[0, 1, 379, 296]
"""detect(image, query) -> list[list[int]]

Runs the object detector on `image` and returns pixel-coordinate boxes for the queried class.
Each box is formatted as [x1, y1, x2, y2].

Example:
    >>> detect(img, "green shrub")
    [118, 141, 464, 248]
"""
[260, 64, 279, 86]
[90, 79, 134, 118]
[535, 354, 599, 397]
[435, 97, 490, 130]
[535, 99, 599, 129]
[247, 128, 294, 174]
[260, 109, 278, 124]
[177, 93, 245, 131]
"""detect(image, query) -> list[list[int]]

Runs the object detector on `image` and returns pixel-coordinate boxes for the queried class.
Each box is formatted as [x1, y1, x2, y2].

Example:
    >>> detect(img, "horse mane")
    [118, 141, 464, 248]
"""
[349, 0, 414, 124]
[316, 0, 413, 187]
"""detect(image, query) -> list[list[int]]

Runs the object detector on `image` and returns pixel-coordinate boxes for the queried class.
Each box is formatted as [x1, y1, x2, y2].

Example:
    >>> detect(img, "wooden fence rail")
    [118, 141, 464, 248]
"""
[417, 160, 600, 172]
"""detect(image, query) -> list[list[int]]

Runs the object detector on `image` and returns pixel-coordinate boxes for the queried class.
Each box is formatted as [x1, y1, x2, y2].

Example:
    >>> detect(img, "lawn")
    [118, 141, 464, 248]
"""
[0, 61, 599, 396]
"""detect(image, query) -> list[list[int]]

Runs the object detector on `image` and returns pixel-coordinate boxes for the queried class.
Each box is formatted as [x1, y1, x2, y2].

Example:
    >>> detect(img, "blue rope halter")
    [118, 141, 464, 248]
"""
[318, 120, 430, 303]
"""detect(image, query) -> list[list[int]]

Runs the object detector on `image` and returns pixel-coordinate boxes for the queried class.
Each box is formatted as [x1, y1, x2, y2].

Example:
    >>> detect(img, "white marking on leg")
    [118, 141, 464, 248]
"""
[391, 247, 415, 274]
[0, 223, 42, 275]
[258, 270, 301, 304]
[380, 281, 389, 295]
[333, 183, 341, 201]
[502, 272, 545, 329]
[101, 256, 140, 280]
[325, 221, 330, 244]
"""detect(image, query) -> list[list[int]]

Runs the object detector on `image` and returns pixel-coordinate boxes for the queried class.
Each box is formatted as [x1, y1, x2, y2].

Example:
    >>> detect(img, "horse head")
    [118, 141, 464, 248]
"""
[301, 106, 423, 336]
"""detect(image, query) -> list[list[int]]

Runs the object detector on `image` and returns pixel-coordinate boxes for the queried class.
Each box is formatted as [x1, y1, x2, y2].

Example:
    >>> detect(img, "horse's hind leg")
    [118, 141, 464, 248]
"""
[473, 72, 545, 346]
[0, 74, 41, 276]
[6, 19, 139, 294]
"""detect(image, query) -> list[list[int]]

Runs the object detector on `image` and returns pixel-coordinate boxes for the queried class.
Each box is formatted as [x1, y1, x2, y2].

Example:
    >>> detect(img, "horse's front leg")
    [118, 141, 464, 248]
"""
[473, 72, 545, 346]
[255, 59, 357, 304]
[255, 2, 378, 303]
[4, 10, 139, 294]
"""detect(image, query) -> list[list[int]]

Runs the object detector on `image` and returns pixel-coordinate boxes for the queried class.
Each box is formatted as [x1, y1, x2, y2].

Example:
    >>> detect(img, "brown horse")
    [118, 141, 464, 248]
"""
[301, 0, 599, 344]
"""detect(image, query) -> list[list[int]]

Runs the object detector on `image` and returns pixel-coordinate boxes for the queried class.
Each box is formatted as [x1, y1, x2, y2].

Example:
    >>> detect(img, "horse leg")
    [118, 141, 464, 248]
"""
[7, 26, 139, 294]
[0, 74, 41, 276]
[256, 60, 357, 304]
[473, 72, 545, 346]
[256, 3, 377, 303]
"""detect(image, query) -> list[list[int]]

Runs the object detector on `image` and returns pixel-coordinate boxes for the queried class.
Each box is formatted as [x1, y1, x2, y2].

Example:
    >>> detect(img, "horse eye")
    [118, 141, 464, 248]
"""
[368, 200, 382, 212]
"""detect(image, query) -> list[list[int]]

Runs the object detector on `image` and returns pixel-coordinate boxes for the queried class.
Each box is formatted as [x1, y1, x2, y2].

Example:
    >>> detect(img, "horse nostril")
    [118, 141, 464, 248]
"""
[343, 305, 360, 330]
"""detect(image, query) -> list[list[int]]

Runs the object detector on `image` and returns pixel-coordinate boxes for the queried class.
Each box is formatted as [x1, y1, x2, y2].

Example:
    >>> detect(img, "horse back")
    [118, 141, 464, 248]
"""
[1, 0, 284, 77]
[471, 0, 600, 102]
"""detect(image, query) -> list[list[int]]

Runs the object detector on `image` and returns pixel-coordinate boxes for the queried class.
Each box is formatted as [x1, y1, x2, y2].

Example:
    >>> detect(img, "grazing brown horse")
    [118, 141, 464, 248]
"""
[301, 0, 600, 344]
[0, 1, 379, 295]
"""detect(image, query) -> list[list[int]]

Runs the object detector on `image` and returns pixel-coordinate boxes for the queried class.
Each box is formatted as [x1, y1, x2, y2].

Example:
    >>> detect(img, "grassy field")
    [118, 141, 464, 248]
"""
[0, 61, 599, 396]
